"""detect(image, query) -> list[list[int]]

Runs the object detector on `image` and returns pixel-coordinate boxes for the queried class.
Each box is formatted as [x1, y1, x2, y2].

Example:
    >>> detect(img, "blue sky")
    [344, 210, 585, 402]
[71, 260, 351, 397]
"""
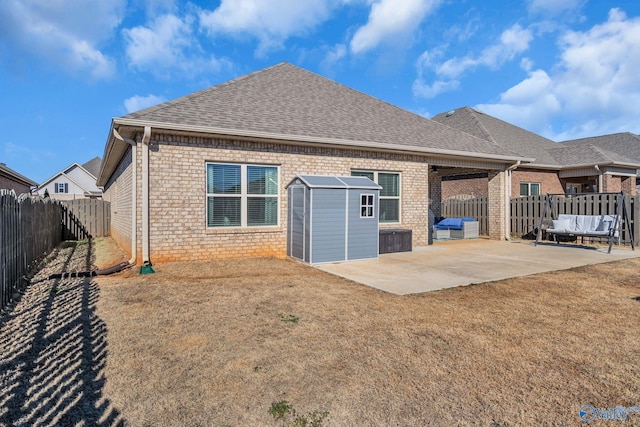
[2, 0, 640, 183]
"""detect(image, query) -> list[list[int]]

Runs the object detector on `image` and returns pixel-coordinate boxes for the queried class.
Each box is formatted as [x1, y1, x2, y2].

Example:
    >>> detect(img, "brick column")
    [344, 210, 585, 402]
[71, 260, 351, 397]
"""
[428, 170, 442, 218]
[488, 170, 506, 240]
[602, 174, 622, 192]
[621, 176, 636, 195]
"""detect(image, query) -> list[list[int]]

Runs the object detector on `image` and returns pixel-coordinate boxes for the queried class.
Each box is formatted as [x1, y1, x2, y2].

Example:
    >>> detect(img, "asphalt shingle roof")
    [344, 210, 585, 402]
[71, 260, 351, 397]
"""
[81, 157, 102, 178]
[559, 133, 640, 165]
[432, 107, 561, 166]
[123, 63, 523, 159]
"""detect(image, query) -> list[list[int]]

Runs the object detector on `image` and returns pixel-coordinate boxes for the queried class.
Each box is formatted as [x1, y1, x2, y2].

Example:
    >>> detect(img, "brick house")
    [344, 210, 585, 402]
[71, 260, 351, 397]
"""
[0, 163, 37, 195]
[432, 107, 639, 200]
[97, 63, 530, 265]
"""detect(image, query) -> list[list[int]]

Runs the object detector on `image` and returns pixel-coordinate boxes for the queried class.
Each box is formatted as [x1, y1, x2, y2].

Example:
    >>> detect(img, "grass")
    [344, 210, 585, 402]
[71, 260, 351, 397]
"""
[2, 237, 640, 426]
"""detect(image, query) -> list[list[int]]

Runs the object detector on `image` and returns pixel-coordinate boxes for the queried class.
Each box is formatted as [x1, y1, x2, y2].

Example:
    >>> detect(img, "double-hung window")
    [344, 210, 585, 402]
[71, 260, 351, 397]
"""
[55, 183, 68, 193]
[519, 182, 540, 197]
[206, 163, 279, 227]
[352, 170, 400, 223]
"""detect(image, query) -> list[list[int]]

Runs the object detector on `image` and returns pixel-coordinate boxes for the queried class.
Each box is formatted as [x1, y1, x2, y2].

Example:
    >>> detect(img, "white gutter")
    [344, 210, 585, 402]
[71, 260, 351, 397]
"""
[505, 161, 521, 240]
[141, 126, 151, 264]
[112, 118, 534, 164]
[112, 128, 138, 265]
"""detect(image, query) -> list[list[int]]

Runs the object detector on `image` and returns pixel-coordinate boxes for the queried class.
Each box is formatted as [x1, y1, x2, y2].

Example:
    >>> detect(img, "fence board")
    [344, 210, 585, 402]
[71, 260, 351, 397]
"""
[1, 191, 63, 310]
[61, 199, 110, 238]
[444, 194, 637, 243]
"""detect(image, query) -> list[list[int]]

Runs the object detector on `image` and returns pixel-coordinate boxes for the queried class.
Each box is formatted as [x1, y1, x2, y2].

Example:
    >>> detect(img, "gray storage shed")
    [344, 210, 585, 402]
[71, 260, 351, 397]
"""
[286, 175, 381, 264]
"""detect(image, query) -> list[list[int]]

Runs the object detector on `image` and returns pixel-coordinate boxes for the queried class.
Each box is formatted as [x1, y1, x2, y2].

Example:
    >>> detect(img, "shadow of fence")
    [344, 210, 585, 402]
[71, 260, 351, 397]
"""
[0, 240, 125, 426]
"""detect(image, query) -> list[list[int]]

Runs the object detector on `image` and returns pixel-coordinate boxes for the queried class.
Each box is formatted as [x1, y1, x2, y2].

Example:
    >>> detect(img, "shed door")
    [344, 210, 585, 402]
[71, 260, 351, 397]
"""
[290, 186, 305, 260]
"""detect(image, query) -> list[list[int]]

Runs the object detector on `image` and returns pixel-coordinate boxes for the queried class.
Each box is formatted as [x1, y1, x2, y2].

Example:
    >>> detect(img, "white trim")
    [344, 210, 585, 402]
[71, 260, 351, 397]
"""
[345, 189, 349, 260]
[360, 193, 376, 219]
[112, 118, 533, 163]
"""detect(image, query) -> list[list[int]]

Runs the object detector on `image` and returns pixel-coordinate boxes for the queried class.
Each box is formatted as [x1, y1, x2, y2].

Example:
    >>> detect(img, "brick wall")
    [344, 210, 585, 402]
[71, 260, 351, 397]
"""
[0, 176, 31, 195]
[103, 145, 134, 258]
[130, 134, 431, 262]
[428, 171, 442, 217]
[441, 175, 488, 199]
[511, 169, 563, 195]
[621, 176, 636, 195]
[602, 174, 622, 193]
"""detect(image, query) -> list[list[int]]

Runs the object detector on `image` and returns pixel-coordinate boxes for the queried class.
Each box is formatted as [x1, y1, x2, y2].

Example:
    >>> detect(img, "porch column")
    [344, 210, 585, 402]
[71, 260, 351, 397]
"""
[428, 170, 442, 218]
[488, 170, 506, 240]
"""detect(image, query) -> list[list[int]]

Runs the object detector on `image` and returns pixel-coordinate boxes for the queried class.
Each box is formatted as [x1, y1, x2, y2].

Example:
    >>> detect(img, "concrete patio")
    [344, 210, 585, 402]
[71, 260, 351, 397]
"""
[317, 239, 639, 295]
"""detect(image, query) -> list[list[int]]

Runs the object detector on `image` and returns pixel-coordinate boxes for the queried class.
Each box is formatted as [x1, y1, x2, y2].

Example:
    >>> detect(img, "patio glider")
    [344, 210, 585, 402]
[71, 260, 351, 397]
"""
[433, 217, 479, 240]
[535, 192, 634, 254]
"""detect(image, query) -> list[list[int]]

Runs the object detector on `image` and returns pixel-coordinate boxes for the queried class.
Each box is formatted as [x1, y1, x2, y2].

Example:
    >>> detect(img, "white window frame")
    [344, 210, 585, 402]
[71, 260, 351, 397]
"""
[352, 170, 401, 223]
[520, 182, 540, 197]
[55, 183, 68, 193]
[360, 193, 375, 218]
[206, 162, 280, 228]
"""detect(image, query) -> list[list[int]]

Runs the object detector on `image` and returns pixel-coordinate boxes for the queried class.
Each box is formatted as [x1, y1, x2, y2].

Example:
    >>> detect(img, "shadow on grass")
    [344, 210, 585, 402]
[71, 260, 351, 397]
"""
[0, 240, 125, 426]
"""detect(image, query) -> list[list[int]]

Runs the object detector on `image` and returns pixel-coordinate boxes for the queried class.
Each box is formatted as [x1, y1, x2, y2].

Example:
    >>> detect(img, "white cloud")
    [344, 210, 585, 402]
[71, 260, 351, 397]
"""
[528, 0, 583, 16]
[0, 0, 124, 78]
[322, 43, 347, 69]
[476, 8, 640, 139]
[350, 0, 442, 54]
[413, 24, 532, 98]
[123, 14, 231, 77]
[199, 0, 338, 55]
[437, 24, 533, 78]
[124, 94, 167, 113]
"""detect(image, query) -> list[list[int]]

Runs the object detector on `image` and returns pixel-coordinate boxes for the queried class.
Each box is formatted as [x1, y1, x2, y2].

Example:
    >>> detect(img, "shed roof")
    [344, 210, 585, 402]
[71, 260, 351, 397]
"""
[287, 175, 382, 190]
[0, 163, 38, 187]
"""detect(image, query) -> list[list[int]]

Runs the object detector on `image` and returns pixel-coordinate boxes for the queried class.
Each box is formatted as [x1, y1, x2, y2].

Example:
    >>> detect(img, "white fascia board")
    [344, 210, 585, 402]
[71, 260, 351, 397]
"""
[112, 118, 533, 164]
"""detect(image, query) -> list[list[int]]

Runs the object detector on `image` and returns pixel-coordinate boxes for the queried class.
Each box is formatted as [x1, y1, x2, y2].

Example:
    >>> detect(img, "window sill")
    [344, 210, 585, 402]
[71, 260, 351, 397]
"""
[204, 225, 283, 234]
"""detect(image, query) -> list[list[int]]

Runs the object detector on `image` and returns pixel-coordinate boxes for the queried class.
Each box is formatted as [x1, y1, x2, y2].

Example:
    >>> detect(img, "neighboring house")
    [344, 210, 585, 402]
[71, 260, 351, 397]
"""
[559, 133, 640, 194]
[432, 107, 640, 199]
[0, 163, 38, 195]
[97, 63, 531, 264]
[37, 157, 103, 200]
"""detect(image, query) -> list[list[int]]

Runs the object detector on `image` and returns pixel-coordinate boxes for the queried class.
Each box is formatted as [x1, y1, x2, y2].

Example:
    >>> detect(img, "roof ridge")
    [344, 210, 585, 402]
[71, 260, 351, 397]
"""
[123, 62, 291, 119]
[465, 107, 497, 144]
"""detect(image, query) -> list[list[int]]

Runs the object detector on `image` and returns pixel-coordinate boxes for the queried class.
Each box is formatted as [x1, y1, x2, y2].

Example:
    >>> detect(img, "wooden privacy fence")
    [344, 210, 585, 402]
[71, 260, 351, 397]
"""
[62, 199, 110, 238]
[1, 190, 62, 310]
[441, 197, 488, 235]
[511, 194, 638, 244]
[442, 193, 638, 243]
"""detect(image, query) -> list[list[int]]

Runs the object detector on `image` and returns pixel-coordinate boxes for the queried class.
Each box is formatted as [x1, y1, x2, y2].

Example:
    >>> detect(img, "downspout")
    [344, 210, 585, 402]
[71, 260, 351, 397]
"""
[595, 164, 603, 193]
[112, 128, 138, 266]
[141, 126, 152, 272]
[505, 161, 521, 240]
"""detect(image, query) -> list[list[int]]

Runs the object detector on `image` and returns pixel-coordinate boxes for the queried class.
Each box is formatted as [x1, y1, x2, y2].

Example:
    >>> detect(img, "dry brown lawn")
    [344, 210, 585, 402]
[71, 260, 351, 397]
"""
[1, 237, 640, 426]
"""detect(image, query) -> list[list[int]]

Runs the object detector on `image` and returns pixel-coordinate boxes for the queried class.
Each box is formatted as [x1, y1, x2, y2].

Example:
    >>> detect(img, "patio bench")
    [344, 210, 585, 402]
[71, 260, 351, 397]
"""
[433, 217, 479, 240]
[545, 214, 619, 242]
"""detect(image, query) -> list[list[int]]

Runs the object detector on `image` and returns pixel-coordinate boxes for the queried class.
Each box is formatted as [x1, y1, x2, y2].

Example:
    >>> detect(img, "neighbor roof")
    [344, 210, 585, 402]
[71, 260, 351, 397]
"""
[0, 163, 38, 187]
[99, 63, 530, 186]
[81, 156, 102, 178]
[432, 106, 561, 167]
[559, 133, 640, 166]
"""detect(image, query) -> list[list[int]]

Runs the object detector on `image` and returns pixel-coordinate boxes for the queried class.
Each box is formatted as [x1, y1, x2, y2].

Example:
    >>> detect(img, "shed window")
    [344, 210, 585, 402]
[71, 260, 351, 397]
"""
[520, 182, 540, 196]
[352, 170, 400, 223]
[360, 194, 374, 218]
[55, 183, 68, 193]
[206, 163, 278, 227]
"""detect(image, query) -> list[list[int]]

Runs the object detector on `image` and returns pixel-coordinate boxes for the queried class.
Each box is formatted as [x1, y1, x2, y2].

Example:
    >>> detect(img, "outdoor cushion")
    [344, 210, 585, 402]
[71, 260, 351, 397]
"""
[433, 217, 476, 230]
[551, 219, 571, 233]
